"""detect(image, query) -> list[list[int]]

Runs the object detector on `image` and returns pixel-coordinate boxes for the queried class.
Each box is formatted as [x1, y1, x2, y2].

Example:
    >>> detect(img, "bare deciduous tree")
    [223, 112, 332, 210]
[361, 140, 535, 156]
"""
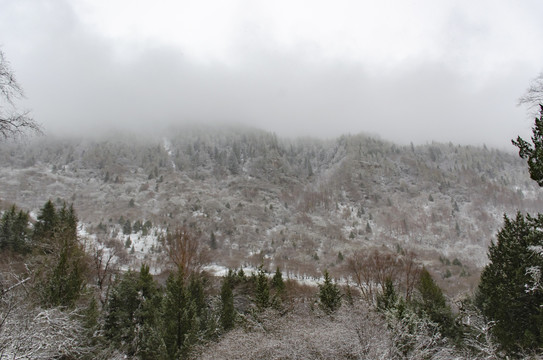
[166, 227, 208, 275]
[90, 243, 120, 305]
[348, 249, 421, 304]
[519, 72, 543, 116]
[0, 49, 41, 140]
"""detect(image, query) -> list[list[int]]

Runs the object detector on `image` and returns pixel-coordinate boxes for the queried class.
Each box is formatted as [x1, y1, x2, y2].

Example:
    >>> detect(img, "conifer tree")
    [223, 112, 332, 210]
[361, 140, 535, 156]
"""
[271, 266, 285, 295]
[33, 200, 58, 246]
[104, 271, 141, 351]
[318, 270, 341, 313]
[377, 277, 398, 312]
[137, 264, 161, 327]
[162, 267, 190, 358]
[476, 106, 543, 354]
[254, 265, 270, 309]
[477, 213, 543, 353]
[414, 268, 458, 342]
[186, 273, 209, 338]
[0, 205, 30, 253]
[37, 201, 87, 308]
[210, 231, 217, 249]
[513, 105, 543, 186]
[220, 275, 235, 330]
[104, 264, 162, 356]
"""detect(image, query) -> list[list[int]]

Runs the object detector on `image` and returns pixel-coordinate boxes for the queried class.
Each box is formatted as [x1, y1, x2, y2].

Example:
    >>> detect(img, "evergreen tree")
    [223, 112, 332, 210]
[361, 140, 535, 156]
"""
[162, 267, 190, 358]
[220, 275, 235, 331]
[0, 207, 14, 251]
[377, 277, 398, 312]
[123, 219, 132, 235]
[512, 105, 543, 186]
[44, 237, 86, 307]
[475, 108, 543, 355]
[13, 209, 30, 252]
[271, 267, 285, 295]
[137, 264, 161, 326]
[137, 324, 168, 360]
[37, 201, 86, 308]
[477, 213, 543, 353]
[0, 205, 30, 253]
[104, 271, 141, 351]
[228, 151, 240, 175]
[318, 270, 341, 313]
[187, 274, 208, 337]
[133, 220, 142, 233]
[414, 268, 459, 342]
[104, 264, 162, 357]
[83, 297, 99, 334]
[57, 202, 78, 239]
[254, 265, 270, 309]
[210, 231, 217, 249]
[33, 200, 58, 247]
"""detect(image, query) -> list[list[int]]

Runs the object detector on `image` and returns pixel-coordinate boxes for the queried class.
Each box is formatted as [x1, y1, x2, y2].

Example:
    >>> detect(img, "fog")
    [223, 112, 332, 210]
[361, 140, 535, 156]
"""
[1, 0, 543, 148]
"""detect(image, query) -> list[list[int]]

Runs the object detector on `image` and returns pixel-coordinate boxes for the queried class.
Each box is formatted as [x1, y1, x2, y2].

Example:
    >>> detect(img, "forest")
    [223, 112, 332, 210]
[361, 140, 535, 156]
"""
[0, 109, 542, 358]
[2, 48, 543, 359]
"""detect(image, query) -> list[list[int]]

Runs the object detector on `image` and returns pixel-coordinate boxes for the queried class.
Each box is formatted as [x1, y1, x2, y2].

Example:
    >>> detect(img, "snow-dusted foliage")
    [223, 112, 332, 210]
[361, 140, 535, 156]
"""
[194, 301, 474, 360]
[0, 301, 93, 359]
[0, 127, 538, 289]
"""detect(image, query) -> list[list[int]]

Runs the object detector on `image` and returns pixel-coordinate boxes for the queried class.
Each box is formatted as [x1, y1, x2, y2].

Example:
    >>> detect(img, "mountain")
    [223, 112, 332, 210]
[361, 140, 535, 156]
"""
[0, 125, 540, 295]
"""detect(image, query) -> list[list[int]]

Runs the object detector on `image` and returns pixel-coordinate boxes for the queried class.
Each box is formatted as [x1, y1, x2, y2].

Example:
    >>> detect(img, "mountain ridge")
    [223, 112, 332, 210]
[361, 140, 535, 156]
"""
[1, 125, 541, 295]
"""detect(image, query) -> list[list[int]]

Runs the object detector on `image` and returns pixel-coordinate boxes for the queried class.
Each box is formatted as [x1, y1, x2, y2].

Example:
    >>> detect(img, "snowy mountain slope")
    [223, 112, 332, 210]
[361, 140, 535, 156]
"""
[0, 126, 541, 294]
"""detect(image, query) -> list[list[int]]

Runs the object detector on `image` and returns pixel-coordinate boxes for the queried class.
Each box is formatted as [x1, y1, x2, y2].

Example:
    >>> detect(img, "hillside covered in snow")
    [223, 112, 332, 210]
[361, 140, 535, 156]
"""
[0, 126, 541, 294]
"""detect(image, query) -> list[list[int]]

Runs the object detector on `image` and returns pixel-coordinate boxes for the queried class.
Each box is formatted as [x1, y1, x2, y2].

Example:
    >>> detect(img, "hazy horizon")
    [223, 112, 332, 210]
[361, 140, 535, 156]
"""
[2, 0, 543, 149]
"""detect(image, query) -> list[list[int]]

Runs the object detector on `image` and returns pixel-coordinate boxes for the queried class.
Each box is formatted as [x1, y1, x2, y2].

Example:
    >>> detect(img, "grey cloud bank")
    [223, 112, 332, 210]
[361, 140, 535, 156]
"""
[1, 0, 542, 148]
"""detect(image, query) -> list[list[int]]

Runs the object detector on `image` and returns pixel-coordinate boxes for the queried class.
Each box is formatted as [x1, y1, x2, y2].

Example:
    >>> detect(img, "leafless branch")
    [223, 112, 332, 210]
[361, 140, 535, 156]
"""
[0, 49, 42, 140]
[519, 72, 543, 115]
[1, 277, 29, 297]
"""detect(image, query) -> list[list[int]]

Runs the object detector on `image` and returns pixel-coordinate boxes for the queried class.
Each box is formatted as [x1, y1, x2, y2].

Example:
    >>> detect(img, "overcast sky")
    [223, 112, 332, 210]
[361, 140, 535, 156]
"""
[1, 0, 543, 147]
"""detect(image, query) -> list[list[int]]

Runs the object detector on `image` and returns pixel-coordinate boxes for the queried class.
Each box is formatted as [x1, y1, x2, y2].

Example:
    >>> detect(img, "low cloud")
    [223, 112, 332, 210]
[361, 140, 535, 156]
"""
[0, 0, 539, 147]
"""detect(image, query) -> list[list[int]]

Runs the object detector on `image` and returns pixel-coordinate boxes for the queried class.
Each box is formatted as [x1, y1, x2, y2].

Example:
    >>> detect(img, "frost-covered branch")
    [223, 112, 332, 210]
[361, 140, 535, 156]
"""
[526, 245, 543, 293]
[0, 305, 94, 359]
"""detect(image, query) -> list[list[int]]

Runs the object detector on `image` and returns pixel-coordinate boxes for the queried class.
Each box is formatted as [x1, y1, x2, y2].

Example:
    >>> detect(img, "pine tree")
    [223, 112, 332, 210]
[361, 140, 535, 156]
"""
[162, 267, 190, 358]
[12, 208, 30, 253]
[104, 271, 141, 351]
[38, 201, 86, 308]
[377, 277, 397, 312]
[228, 152, 240, 175]
[187, 274, 207, 335]
[220, 275, 235, 330]
[137, 264, 161, 326]
[318, 270, 341, 313]
[415, 268, 459, 342]
[104, 265, 162, 356]
[0, 205, 30, 253]
[477, 213, 543, 353]
[123, 219, 132, 234]
[271, 267, 285, 295]
[254, 265, 270, 309]
[33, 200, 58, 247]
[513, 105, 543, 186]
[137, 323, 168, 360]
[83, 297, 99, 334]
[210, 231, 217, 249]
[473, 106, 543, 354]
